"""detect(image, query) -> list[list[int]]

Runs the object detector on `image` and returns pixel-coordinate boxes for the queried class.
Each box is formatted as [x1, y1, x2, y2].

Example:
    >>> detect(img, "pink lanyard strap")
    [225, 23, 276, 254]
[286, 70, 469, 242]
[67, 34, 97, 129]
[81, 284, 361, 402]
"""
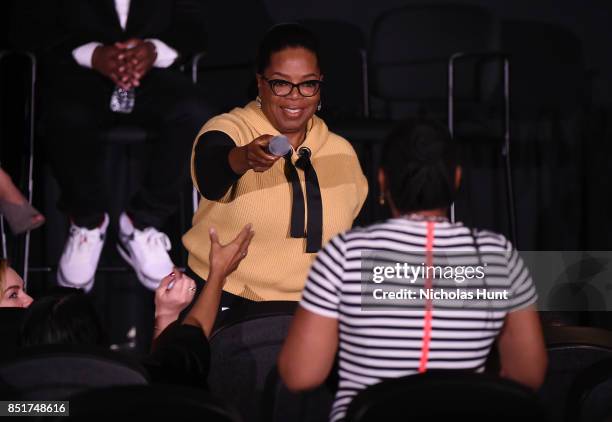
[418, 221, 435, 373]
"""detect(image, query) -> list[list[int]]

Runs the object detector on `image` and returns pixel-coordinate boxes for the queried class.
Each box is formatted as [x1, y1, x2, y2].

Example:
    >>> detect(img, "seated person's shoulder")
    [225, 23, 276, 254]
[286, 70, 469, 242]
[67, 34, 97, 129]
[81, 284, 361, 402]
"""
[333, 224, 379, 244]
[472, 228, 514, 252]
[198, 116, 242, 145]
[200, 111, 241, 131]
[198, 108, 257, 147]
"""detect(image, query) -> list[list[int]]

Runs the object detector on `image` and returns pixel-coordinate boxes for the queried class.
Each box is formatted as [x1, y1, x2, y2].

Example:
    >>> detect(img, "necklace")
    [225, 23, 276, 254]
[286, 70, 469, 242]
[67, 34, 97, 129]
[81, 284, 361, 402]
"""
[402, 213, 449, 223]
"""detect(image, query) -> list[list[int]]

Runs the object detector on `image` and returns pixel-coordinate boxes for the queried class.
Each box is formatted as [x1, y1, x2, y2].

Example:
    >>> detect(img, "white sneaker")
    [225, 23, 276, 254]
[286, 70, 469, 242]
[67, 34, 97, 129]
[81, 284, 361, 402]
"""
[117, 212, 174, 290]
[57, 213, 109, 292]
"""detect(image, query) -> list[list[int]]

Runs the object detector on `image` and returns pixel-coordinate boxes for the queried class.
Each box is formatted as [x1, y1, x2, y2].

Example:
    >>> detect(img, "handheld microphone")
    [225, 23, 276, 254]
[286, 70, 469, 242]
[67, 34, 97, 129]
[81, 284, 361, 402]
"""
[267, 135, 292, 157]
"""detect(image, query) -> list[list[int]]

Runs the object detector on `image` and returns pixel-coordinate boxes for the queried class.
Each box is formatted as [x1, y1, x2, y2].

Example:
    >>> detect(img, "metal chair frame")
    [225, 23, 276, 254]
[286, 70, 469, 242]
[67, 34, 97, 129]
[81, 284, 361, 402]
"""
[0, 50, 37, 286]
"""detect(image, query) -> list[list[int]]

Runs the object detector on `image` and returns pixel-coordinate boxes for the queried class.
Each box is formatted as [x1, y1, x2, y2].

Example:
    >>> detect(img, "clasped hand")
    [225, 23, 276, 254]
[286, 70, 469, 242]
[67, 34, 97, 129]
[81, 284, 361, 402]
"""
[92, 38, 157, 90]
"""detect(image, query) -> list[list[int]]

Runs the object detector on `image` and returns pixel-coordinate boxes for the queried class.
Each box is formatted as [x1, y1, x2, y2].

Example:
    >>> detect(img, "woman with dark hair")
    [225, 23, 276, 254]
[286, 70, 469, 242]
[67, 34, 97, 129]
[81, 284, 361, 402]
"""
[21, 293, 108, 347]
[278, 119, 547, 421]
[184, 24, 368, 306]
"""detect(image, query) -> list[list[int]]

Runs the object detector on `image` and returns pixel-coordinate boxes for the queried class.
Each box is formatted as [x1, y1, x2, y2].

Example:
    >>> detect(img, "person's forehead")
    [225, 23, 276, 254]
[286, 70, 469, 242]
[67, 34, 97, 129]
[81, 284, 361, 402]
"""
[269, 48, 318, 67]
[4, 268, 24, 287]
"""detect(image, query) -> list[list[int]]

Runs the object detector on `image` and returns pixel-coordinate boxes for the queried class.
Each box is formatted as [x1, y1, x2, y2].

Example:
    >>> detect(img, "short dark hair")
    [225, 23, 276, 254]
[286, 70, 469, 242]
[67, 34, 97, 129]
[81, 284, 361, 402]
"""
[381, 119, 458, 213]
[21, 293, 108, 347]
[256, 23, 322, 74]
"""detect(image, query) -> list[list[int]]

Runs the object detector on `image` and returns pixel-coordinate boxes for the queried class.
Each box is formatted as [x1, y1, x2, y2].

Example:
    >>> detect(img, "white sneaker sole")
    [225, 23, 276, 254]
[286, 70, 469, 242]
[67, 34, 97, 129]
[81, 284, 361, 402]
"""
[116, 242, 162, 291]
[56, 267, 95, 293]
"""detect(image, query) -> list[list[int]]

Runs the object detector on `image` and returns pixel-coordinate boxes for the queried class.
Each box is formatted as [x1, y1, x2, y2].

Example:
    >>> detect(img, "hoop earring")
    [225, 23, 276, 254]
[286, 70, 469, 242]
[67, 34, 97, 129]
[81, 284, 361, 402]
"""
[256, 96, 262, 108]
[317, 101, 322, 112]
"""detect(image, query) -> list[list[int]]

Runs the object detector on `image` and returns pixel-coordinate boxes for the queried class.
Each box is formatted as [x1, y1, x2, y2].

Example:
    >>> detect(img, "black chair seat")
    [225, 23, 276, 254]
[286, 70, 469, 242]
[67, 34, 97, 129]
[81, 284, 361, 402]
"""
[540, 326, 612, 422]
[47, 384, 241, 422]
[99, 125, 157, 145]
[567, 358, 612, 422]
[345, 370, 548, 422]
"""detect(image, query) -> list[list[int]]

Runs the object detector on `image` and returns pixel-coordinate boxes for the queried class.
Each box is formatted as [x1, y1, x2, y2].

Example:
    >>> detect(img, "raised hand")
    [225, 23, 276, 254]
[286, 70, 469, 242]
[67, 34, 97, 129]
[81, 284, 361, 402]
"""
[183, 224, 255, 338]
[208, 224, 255, 281]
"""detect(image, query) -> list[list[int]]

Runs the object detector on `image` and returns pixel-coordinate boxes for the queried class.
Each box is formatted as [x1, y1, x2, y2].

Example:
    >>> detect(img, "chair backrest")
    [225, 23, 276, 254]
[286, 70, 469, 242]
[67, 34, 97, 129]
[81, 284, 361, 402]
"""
[539, 326, 612, 422]
[208, 301, 296, 422]
[345, 370, 548, 422]
[99, 125, 152, 145]
[0, 51, 36, 278]
[46, 384, 241, 422]
[200, 0, 273, 67]
[195, 0, 274, 110]
[0, 344, 148, 400]
[567, 358, 612, 422]
[299, 19, 368, 120]
[369, 4, 499, 119]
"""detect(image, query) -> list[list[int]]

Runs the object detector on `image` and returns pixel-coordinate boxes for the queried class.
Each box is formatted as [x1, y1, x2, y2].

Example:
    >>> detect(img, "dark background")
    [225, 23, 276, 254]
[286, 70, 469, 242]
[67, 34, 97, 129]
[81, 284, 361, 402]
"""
[267, 0, 612, 105]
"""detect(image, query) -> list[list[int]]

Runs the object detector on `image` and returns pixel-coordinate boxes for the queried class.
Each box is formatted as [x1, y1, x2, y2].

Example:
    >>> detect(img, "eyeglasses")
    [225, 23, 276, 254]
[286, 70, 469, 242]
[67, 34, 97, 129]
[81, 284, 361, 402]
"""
[261, 76, 323, 97]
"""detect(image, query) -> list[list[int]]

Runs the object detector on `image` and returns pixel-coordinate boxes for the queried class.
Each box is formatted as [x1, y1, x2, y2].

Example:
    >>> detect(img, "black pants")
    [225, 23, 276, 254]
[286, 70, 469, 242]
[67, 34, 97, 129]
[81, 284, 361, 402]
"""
[41, 66, 215, 229]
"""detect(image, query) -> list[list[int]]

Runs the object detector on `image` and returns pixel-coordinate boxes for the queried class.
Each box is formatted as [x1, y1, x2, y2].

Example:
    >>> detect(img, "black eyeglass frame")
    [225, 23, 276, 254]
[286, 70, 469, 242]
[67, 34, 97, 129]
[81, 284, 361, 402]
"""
[260, 76, 323, 97]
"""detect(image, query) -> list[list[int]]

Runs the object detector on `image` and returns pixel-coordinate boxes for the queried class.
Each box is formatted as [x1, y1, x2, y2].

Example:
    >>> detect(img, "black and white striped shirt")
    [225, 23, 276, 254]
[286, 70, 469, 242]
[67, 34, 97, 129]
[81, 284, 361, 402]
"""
[299, 218, 537, 422]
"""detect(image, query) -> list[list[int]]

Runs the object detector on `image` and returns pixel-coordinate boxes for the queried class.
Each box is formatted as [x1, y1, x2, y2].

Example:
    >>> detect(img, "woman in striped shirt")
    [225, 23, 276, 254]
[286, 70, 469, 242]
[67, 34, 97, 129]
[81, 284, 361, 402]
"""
[278, 119, 547, 421]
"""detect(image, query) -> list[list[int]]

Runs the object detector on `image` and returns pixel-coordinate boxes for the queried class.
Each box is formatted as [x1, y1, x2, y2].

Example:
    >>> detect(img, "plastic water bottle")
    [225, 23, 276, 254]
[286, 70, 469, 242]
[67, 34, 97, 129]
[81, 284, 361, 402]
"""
[110, 86, 135, 113]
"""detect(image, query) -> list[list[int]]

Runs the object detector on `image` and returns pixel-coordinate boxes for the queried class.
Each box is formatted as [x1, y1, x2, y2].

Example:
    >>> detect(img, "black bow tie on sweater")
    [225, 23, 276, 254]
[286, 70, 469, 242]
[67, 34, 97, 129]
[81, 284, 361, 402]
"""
[284, 147, 323, 253]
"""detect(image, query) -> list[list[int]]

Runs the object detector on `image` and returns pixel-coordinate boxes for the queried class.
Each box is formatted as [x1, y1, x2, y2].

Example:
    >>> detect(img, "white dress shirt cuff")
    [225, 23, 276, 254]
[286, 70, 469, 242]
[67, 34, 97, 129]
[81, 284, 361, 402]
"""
[72, 42, 103, 68]
[147, 39, 179, 68]
[72, 42, 102, 68]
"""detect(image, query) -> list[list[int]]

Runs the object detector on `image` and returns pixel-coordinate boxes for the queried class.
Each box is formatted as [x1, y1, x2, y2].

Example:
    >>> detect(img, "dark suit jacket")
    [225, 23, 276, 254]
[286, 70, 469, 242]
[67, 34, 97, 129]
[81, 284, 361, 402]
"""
[10, 0, 206, 72]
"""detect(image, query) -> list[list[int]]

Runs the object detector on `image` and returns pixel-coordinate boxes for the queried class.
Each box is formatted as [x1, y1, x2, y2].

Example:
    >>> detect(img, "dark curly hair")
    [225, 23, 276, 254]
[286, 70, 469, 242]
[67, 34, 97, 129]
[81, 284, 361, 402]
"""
[21, 293, 108, 347]
[381, 119, 458, 214]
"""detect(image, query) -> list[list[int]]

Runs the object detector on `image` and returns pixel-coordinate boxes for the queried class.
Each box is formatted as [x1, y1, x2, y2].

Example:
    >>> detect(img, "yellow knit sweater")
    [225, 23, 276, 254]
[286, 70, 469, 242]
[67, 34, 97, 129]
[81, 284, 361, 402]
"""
[183, 101, 368, 301]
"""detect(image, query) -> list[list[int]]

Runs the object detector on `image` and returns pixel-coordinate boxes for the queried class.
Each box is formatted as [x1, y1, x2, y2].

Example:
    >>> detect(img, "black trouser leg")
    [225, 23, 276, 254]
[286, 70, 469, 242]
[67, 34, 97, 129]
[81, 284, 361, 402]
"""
[41, 71, 114, 228]
[125, 69, 216, 230]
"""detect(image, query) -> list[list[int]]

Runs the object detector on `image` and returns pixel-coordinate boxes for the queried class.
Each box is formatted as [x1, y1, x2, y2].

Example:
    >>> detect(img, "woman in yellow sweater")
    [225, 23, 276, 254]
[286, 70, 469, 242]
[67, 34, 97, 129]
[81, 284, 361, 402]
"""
[183, 24, 368, 306]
